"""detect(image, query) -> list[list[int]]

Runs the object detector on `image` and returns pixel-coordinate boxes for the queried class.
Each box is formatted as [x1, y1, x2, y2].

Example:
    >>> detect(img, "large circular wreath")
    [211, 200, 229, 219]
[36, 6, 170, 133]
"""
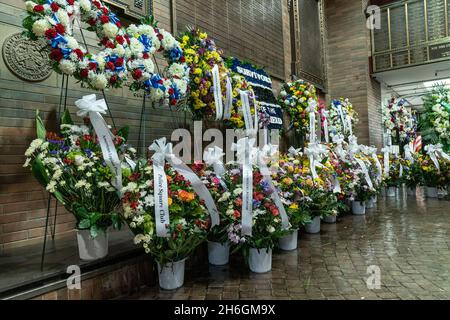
[23, 0, 189, 105]
[328, 98, 359, 138]
[278, 80, 318, 136]
[382, 98, 416, 144]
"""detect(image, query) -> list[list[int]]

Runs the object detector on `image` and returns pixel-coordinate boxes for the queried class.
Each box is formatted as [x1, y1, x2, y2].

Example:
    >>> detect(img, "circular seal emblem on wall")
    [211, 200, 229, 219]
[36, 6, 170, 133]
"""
[2, 33, 52, 82]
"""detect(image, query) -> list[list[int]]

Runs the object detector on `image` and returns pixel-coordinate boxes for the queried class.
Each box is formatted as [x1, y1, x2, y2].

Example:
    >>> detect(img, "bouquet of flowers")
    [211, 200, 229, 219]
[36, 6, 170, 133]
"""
[419, 153, 450, 188]
[382, 154, 404, 187]
[121, 159, 210, 265]
[278, 80, 318, 138]
[24, 110, 131, 237]
[382, 98, 416, 144]
[225, 74, 257, 129]
[420, 84, 450, 151]
[402, 155, 423, 188]
[178, 27, 228, 119]
[328, 98, 359, 139]
[273, 154, 312, 228]
[348, 155, 376, 202]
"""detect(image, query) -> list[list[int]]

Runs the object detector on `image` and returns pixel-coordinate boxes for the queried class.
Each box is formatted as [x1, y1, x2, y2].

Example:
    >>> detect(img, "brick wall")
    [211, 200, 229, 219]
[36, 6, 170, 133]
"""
[0, 0, 290, 251]
[324, 0, 383, 147]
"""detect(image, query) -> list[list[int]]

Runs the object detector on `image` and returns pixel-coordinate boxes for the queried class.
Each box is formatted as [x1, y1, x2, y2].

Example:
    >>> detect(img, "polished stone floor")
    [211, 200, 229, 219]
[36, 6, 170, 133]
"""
[130, 187, 450, 300]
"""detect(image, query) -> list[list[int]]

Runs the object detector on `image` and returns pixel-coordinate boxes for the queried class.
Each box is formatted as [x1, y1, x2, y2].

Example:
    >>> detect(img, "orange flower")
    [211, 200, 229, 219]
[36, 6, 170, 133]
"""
[177, 190, 195, 202]
[166, 175, 173, 184]
[168, 197, 173, 206]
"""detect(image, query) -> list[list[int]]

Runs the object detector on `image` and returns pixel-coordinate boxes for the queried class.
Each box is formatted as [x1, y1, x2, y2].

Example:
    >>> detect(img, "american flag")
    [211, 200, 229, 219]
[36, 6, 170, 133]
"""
[413, 136, 422, 153]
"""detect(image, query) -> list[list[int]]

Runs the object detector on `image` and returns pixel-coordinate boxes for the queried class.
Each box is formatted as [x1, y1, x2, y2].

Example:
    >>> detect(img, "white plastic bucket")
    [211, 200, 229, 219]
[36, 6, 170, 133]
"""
[278, 229, 298, 251]
[305, 216, 321, 234]
[387, 187, 397, 197]
[352, 201, 366, 215]
[426, 187, 438, 198]
[76, 229, 108, 261]
[156, 259, 186, 290]
[207, 241, 230, 266]
[248, 248, 272, 273]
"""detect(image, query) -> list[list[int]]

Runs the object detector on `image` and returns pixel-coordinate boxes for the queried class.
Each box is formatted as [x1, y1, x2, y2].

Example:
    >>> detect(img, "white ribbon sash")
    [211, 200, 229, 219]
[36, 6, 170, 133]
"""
[304, 143, 328, 180]
[323, 118, 329, 143]
[240, 91, 253, 132]
[332, 175, 341, 193]
[381, 147, 390, 178]
[288, 146, 302, 158]
[204, 146, 228, 191]
[212, 64, 223, 120]
[150, 138, 220, 237]
[223, 76, 233, 120]
[346, 115, 353, 136]
[425, 144, 450, 173]
[336, 104, 347, 133]
[258, 144, 289, 230]
[307, 99, 318, 143]
[231, 138, 253, 236]
[404, 144, 414, 163]
[371, 152, 382, 182]
[75, 94, 122, 194]
[355, 158, 374, 190]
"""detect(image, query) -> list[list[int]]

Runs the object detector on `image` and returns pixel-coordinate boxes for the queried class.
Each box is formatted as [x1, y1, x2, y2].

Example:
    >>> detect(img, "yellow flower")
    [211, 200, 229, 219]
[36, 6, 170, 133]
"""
[199, 32, 207, 40]
[168, 197, 173, 206]
[289, 203, 299, 210]
[283, 177, 293, 185]
[193, 68, 202, 76]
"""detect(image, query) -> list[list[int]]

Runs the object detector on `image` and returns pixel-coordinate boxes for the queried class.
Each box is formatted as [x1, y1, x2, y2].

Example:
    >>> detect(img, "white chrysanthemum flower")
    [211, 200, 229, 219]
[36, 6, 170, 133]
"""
[32, 19, 51, 37]
[25, 139, 43, 156]
[91, 73, 108, 89]
[25, 1, 36, 12]
[150, 88, 164, 101]
[218, 192, 231, 202]
[103, 22, 118, 38]
[75, 179, 88, 189]
[174, 78, 187, 95]
[143, 194, 154, 207]
[59, 59, 76, 75]
[138, 24, 155, 37]
[160, 31, 176, 49]
[113, 44, 125, 56]
[23, 158, 31, 167]
[233, 188, 242, 196]
[127, 24, 138, 36]
[79, 0, 91, 11]
[129, 37, 144, 56]
[143, 58, 154, 74]
[56, 9, 69, 27]
[65, 36, 79, 49]
[46, 181, 57, 193]
[168, 63, 185, 78]
[52, 169, 63, 180]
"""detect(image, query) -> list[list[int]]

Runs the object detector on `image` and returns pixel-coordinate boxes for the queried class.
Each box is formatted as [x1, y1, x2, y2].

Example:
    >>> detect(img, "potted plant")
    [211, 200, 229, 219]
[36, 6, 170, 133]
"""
[24, 111, 129, 260]
[350, 172, 373, 215]
[420, 154, 449, 198]
[275, 155, 312, 250]
[121, 159, 209, 290]
[191, 161, 234, 266]
[383, 155, 403, 197]
[403, 157, 422, 197]
[221, 163, 288, 273]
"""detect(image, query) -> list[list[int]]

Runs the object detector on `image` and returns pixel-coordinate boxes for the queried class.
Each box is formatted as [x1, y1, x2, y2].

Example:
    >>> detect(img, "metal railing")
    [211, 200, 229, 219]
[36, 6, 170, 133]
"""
[371, 0, 450, 72]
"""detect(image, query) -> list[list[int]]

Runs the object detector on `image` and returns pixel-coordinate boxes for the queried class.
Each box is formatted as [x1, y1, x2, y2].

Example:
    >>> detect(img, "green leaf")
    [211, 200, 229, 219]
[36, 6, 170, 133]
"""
[35, 110, 46, 140]
[89, 212, 102, 224]
[90, 225, 98, 238]
[117, 126, 129, 140]
[78, 219, 91, 229]
[61, 109, 73, 125]
[31, 156, 49, 186]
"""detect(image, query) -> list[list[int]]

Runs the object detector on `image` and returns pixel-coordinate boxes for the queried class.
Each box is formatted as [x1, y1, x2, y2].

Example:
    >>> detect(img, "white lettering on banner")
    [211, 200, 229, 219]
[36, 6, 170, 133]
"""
[236, 66, 272, 85]
[270, 116, 283, 125]
[153, 169, 170, 237]
[212, 64, 223, 120]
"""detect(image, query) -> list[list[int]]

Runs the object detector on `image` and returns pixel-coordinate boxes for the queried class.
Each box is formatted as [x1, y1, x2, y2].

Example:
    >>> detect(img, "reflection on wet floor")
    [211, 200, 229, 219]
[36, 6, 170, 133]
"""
[129, 187, 450, 300]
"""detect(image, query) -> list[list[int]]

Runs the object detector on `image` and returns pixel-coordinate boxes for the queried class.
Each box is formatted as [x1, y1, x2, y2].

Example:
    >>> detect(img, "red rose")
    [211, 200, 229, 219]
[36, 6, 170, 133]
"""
[93, 1, 101, 9]
[132, 69, 143, 80]
[115, 57, 124, 66]
[100, 37, 109, 45]
[168, 88, 174, 95]
[50, 2, 59, 12]
[106, 61, 115, 70]
[157, 33, 164, 41]
[109, 75, 117, 84]
[102, 7, 108, 14]
[115, 35, 124, 45]
[55, 24, 65, 35]
[34, 4, 44, 12]
[142, 52, 149, 59]
[87, 18, 97, 26]
[116, 22, 122, 28]
[271, 208, 279, 216]
[179, 56, 186, 63]
[88, 62, 97, 70]
[233, 210, 241, 218]
[99, 15, 109, 24]
[170, 99, 177, 105]
[80, 69, 89, 78]
[106, 41, 115, 49]
[45, 28, 57, 39]
[124, 35, 130, 44]
[67, 0, 74, 5]
[73, 48, 84, 60]
[49, 49, 63, 61]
